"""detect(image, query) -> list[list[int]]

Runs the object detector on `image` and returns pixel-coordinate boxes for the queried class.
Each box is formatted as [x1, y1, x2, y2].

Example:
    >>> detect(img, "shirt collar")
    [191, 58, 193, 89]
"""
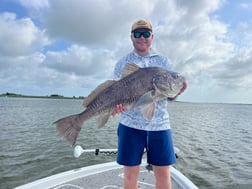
[132, 49, 158, 58]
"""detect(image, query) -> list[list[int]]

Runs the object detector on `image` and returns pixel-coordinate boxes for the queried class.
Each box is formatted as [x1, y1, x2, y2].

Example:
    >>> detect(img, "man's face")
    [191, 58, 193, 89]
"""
[131, 29, 153, 55]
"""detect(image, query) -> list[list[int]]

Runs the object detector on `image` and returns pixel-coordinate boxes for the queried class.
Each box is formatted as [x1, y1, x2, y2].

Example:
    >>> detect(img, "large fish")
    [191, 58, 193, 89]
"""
[54, 63, 186, 146]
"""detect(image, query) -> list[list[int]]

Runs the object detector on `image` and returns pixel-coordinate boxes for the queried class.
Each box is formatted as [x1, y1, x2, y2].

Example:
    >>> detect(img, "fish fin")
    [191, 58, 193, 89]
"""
[135, 90, 166, 109]
[134, 91, 154, 107]
[127, 103, 134, 110]
[140, 102, 156, 120]
[122, 63, 140, 78]
[152, 90, 167, 101]
[133, 91, 156, 120]
[97, 113, 111, 128]
[54, 114, 83, 146]
[83, 80, 116, 107]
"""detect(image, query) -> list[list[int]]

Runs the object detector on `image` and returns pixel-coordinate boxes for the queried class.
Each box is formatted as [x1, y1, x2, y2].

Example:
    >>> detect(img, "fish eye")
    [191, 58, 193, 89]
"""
[172, 73, 179, 79]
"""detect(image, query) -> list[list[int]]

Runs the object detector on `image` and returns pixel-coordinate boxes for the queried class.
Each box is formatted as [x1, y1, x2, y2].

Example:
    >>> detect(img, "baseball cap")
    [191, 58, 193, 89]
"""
[131, 19, 152, 32]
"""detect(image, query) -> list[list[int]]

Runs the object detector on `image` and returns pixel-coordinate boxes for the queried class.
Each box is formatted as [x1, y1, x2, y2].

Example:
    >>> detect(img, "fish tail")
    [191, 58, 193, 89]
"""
[54, 114, 83, 146]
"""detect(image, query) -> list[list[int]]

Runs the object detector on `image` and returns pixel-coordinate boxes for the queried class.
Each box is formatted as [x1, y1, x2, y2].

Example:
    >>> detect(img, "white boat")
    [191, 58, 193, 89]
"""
[15, 146, 199, 189]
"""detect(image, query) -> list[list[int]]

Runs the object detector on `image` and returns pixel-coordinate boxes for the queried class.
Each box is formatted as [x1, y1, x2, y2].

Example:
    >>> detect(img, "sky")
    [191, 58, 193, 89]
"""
[0, 0, 252, 104]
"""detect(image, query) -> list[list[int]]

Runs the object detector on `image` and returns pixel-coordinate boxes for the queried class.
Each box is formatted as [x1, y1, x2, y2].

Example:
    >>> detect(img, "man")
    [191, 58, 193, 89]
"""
[112, 19, 186, 189]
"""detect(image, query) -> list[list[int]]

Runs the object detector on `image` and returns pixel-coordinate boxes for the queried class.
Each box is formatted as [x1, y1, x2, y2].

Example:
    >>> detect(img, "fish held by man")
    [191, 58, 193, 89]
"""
[54, 63, 187, 146]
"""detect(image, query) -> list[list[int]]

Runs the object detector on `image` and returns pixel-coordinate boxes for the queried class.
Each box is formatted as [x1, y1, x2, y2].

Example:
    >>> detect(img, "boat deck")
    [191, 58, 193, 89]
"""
[15, 160, 198, 189]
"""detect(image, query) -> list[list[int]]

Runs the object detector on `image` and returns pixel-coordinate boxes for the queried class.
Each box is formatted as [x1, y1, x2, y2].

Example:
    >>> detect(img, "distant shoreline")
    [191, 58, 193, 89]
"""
[0, 92, 251, 105]
[0, 92, 84, 99]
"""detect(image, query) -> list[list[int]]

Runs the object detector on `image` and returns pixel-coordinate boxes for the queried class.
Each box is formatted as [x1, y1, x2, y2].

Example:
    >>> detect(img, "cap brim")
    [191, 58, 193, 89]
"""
[132, 27, 152, 32]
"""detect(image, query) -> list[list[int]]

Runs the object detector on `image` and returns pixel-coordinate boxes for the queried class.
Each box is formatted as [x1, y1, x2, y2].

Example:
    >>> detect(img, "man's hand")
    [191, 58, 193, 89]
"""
[111, 104, 127, 116]
[168, 81, 187, 101]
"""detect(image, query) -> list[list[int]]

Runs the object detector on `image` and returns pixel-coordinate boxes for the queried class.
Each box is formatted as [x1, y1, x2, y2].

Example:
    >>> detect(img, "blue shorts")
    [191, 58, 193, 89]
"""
[117, 123, 176, 166]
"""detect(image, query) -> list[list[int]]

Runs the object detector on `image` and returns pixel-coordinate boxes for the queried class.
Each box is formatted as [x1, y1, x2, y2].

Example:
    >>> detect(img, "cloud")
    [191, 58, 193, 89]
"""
[240, 3, 252, 10]
[19, 0, 49, 10]
[0, 12, 49, 57]
[43, 45, 115, 77]
[42, 0, 156, 46]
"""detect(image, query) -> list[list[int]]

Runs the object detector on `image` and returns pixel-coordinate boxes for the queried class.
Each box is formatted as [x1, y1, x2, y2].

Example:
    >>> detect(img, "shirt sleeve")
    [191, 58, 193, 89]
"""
[161, 56, 172, 71]
[113, 60, 122, 80]
[113, 55, 128, 80]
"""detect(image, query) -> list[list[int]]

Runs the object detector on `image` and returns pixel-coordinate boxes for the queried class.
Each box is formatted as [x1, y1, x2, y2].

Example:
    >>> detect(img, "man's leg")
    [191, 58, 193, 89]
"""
[123, 165, 140, 189]
[153, 165, 172, 189]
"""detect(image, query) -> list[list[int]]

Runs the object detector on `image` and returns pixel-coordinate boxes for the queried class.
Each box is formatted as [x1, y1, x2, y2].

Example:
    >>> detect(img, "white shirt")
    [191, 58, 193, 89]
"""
[113, 50, 172, 131]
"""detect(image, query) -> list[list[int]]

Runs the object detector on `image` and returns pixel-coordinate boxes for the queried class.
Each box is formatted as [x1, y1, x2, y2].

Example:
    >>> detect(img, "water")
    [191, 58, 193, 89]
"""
[0, 98, 251, 189]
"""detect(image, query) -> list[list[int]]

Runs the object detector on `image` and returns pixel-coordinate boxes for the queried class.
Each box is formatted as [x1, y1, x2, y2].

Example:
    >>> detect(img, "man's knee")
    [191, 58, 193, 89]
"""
[153, 166, 172, 189]
[123, 166, 140, 189]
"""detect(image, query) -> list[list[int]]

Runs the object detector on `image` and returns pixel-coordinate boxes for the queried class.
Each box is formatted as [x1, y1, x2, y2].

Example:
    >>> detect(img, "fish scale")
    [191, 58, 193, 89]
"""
[54, 63, 186, 146]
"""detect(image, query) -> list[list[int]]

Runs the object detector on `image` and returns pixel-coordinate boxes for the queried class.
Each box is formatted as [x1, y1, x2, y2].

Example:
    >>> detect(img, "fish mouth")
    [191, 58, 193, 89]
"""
[160, 81, 187, 98]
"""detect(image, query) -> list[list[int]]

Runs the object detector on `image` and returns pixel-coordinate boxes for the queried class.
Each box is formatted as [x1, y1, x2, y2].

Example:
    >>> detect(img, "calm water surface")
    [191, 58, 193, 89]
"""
[0, 98, 251, 189]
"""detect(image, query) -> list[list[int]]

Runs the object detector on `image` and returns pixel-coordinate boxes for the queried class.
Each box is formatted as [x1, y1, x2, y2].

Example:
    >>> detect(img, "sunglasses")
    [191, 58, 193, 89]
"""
[132, 31, 152, 38]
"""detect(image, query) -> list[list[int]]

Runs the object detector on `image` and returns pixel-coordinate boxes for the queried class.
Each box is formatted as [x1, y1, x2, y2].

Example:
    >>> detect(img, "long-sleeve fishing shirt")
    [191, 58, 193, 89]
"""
[113, 50, 172, 131]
